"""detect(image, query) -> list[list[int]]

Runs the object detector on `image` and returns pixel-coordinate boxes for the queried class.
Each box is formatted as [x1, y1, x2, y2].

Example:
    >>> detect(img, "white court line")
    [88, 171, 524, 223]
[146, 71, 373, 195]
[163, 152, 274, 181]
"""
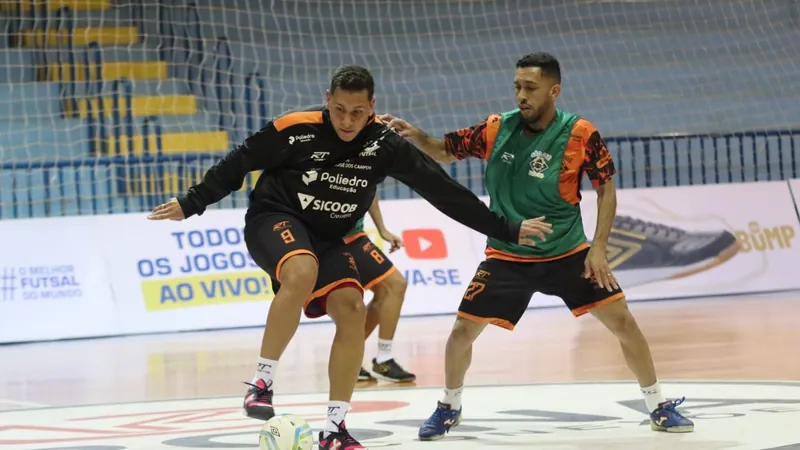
[0, 398, 49, 408]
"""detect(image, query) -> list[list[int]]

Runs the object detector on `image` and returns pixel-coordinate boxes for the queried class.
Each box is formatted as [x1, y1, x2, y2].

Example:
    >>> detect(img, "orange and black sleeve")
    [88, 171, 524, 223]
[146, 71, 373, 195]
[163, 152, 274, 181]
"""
[576, 119, 616, 188]
[443, 114, 501, 161]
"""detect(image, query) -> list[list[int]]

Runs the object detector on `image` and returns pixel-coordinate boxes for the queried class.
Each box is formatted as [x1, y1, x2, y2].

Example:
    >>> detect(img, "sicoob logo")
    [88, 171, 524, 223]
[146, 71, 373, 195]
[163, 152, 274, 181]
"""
[297, 193, 358, 219]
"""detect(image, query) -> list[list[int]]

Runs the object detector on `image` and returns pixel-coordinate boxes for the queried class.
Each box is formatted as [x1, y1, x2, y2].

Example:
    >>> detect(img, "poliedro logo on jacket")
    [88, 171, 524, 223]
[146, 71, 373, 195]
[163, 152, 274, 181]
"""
[288, 134, 314, 145]
[301, 171, 368, 193]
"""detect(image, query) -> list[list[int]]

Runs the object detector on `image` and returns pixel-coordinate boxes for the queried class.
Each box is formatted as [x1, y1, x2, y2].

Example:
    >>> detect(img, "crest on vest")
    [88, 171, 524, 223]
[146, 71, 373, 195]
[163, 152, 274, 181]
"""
[528, 150, 552, 178]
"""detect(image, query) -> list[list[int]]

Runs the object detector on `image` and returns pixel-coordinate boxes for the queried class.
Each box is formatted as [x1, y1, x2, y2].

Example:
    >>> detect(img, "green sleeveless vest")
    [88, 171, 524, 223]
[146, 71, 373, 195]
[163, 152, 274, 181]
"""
[484, 108, 587, 258]
[345, 216, 365, 238]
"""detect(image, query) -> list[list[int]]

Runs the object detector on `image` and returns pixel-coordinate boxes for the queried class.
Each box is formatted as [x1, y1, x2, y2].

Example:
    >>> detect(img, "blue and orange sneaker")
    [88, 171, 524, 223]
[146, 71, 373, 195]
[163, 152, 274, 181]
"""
[418, 401, 462, 441]
[318, 421, 365, 449]
[650, 397, 694, 432]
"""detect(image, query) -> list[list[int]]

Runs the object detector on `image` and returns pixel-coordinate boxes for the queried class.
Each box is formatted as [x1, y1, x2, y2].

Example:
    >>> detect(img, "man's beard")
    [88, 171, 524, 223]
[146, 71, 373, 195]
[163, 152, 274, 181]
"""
[522, 109, 541, 126]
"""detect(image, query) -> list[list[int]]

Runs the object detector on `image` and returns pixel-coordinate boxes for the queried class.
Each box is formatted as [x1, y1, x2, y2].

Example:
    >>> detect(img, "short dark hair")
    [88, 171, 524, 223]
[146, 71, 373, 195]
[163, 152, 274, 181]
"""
[330, 65, 375, 99]
[516, 53, 561, 83]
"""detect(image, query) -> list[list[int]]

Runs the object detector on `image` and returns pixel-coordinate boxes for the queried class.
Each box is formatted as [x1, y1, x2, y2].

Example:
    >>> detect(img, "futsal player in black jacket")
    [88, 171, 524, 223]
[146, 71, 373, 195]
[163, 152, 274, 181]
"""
[148, 65, 552, 449]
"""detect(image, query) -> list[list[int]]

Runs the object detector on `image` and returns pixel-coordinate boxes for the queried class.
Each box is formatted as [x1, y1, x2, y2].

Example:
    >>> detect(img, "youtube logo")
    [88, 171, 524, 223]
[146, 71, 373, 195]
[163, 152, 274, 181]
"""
[402, 228, 448, 259]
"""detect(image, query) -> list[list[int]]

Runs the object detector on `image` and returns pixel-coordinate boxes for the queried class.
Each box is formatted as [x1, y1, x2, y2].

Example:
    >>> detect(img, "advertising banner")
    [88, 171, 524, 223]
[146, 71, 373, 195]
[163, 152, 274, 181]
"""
[0, 216, 117, 343]
[470, 181, 800, 308]
[2, 180, 799, 344]
[788, 179, 800, 216]
[357, 198, 483, 317]
[581, 181, 800, 301]
[96, 202, 479, 333]
[95, 209, 280, 334]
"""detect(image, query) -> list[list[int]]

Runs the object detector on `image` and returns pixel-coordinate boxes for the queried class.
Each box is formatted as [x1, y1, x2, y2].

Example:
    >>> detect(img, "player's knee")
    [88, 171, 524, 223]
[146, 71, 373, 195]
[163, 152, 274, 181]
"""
[594, 301, 638, 336]
[612, 311, 640, 336]
[448, 316, 483, 347]
[277, 254, 318, 298]
[328, 287, 367, 325]
[386, 270, 408, 296]
[366, 296, 382, 312]
[374, 270, 407, 301]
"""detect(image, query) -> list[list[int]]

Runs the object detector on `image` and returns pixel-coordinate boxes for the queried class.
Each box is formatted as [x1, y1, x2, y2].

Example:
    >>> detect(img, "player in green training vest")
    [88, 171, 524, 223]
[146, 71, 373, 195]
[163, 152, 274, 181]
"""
[382, 52, 693, 440]
[343, 194, 416, 383]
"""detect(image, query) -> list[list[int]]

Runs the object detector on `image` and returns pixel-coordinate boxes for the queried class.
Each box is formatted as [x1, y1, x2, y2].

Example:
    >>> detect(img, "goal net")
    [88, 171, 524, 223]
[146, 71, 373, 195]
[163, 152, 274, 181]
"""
[1, 0, 798, 219]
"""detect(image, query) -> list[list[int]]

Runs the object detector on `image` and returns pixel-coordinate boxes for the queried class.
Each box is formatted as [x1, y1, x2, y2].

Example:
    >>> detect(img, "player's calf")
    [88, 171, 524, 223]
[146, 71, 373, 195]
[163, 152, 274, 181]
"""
[364, 270, 416, 382]
[370, 274, 416, 382]
[244, 255, 318, 421]
[590, 299, 694, 433]
[358, 300, 380, 381]
[445, 317, 485, 389]
[321, 286, 369, 448]
[327, 286, 368, 400]
[418, 318, 483, 440]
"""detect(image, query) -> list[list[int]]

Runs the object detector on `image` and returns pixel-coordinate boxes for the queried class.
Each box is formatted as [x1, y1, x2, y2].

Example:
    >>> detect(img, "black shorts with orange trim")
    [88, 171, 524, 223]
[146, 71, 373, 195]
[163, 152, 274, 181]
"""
[344, 233, 397, 291]
[458, 247, 625, 330]
[244, 213, 363, 319]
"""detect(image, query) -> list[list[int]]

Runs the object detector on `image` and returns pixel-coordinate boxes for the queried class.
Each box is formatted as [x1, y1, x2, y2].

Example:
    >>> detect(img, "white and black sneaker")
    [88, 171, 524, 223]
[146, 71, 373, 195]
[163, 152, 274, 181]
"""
[371, 358, 416, 383]
[358, 367, 375, 382]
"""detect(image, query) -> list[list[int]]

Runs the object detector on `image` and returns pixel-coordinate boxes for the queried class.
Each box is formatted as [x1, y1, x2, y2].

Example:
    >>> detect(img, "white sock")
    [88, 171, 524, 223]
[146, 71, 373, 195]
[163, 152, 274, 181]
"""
[641, 381, 666, 412]
[441, 385, 464, 410]
[252, 357, 278, 387]
[376, 339, 393, 363]
[324, 401, 350, 436]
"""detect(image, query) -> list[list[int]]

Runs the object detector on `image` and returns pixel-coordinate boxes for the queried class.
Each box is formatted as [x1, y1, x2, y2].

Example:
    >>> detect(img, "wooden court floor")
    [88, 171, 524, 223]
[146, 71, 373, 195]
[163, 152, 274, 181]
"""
[1, 292, 799, 410]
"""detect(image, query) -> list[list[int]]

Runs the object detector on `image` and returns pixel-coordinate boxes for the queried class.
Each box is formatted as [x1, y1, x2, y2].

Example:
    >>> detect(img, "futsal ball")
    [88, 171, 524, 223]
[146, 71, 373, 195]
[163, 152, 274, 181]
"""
[258, 414, 314, 450]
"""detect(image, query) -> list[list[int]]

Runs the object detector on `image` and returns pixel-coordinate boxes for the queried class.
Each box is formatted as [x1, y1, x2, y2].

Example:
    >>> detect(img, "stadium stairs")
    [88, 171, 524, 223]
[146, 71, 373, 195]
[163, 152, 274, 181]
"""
[0, 0, 241, 218]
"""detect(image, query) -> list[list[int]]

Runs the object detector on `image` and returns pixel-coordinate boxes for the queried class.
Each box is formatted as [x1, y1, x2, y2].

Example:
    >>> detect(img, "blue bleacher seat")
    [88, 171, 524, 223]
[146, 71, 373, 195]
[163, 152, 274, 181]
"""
[1, 0, 799, 218]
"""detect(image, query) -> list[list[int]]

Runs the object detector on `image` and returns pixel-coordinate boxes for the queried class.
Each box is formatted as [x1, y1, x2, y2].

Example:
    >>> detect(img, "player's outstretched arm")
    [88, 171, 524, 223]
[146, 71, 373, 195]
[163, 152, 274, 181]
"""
[367, 194, 403, 253]
[148, 123, 287, 221]
[387, 138, 552, 246]
[379, 114, 455, 163]
[380, 113, 498, 164]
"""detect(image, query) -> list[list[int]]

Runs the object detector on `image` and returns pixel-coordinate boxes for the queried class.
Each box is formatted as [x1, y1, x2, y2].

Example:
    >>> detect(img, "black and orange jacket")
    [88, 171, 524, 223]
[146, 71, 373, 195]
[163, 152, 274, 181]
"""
[178, 105, 520, 242]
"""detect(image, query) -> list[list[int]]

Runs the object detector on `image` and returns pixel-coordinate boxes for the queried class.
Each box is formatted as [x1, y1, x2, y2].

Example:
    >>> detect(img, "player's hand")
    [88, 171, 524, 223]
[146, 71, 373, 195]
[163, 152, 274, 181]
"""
[147, 198, 186, 221]
[583, 245, 619, 292]
[379, 229, 404, 253]
[378, 113, 398, 124]
[518, 217, 553, 247]
[379, 114, 422, 140]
